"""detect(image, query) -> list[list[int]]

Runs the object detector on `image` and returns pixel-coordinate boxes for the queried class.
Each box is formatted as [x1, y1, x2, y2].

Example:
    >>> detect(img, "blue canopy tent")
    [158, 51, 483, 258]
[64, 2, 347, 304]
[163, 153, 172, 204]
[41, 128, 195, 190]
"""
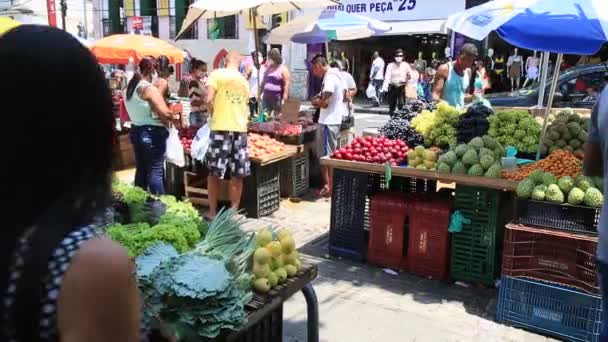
[446, 0, 608, 159]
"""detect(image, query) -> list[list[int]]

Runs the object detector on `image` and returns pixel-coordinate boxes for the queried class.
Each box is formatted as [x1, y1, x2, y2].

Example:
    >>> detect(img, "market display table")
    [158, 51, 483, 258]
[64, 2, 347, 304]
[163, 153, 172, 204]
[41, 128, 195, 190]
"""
[320, 157, 519, 191]
[250, 145, 301, 166]
[223, 260, 319, 342]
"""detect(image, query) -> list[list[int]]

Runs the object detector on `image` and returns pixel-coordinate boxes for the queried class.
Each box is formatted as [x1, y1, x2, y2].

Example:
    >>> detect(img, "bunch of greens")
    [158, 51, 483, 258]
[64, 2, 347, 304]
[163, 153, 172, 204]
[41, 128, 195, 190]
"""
[137, 243, 251, 340]
[136, 208, 256, 340]
[106, 221, 201, 257]
[112, 181, 152, 223]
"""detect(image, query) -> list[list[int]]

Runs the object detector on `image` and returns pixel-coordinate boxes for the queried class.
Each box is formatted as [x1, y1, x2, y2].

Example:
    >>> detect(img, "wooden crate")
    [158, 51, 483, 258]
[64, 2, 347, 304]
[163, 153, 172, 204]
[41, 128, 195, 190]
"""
[113, 133, 136, 170]
[184, 171, 229, 206]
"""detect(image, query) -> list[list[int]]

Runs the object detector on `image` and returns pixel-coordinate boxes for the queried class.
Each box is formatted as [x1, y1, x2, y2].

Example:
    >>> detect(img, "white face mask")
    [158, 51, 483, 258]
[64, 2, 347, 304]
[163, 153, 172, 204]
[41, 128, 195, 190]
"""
[395, 57, 403, 63]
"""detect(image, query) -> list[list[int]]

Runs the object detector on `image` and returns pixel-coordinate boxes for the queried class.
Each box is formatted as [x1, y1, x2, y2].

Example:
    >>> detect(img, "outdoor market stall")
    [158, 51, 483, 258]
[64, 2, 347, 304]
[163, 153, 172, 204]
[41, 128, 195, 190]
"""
[319, 94, 604, 340]
[108, 182, 320, 342]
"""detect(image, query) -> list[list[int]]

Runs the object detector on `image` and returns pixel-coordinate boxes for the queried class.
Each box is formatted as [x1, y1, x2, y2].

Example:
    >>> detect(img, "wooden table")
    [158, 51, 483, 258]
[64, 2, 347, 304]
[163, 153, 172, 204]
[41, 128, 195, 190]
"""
[250, 145, 302, 166]
[320, 157, 519, 191]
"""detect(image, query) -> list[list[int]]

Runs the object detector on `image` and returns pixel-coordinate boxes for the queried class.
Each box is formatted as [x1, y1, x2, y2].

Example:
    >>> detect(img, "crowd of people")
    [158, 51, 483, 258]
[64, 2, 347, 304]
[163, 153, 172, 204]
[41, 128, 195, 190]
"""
[364, 43, 485, 115]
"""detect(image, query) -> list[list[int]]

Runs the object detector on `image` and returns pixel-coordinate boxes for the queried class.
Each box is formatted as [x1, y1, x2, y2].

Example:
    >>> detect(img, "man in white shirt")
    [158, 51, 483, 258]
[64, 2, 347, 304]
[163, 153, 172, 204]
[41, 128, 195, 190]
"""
[382, 49, 412, 116]
[330, 60, 357, 117]
[311, 55, 346, 197]
[369, 51, 385, 106]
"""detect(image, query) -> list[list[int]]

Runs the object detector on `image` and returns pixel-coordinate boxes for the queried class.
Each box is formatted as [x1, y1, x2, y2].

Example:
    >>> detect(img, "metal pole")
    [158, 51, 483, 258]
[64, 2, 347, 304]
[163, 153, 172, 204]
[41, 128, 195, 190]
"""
[82, 0, 88, 38]
[251, 8, 262, 116]
[60, 0, 67, 30]
[536, 53, 563, 161]
[301, 285, 319, 342]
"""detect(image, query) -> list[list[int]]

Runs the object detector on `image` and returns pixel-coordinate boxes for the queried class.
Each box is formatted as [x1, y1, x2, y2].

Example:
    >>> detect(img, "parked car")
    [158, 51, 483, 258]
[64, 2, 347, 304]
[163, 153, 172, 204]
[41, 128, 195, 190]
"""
[486, 63, 608, 108]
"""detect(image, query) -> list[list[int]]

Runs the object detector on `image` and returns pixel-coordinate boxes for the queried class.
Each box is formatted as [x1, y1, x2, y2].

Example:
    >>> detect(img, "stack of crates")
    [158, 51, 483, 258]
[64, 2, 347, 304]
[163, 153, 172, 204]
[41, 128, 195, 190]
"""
[450, 185, 513, 286]
[497, 200, 603, 341]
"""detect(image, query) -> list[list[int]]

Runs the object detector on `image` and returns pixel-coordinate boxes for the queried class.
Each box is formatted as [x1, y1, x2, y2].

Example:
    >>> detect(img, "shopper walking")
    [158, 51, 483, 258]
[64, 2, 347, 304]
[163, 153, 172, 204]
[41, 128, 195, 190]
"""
[433, 43, 478, 109]
[205, 51, 251, 220]
[584, 87, 608, 341]
[369, 51, 385, 106]
[382, 49, 411, 116]
[261, 48, 291, 119]
[0, 25, 142, 341]
[125, 56, 178, 195]
[311, 55, 347, 197]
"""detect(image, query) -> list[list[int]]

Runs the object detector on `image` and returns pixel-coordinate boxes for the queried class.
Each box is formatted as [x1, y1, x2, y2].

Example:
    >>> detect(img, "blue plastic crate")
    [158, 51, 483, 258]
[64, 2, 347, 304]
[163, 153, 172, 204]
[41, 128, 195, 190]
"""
[497, 276, 602, 342]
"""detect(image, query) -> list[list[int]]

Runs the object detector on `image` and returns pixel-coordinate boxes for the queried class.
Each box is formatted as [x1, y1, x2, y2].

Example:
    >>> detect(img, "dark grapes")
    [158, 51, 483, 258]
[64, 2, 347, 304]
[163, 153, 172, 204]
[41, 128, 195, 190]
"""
[456, 103, 493, 143]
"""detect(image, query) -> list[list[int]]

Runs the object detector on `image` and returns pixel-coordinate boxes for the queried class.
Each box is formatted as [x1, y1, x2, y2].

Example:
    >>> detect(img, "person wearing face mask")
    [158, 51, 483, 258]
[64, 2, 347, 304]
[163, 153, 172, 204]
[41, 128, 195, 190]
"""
[186, 58, 209, 127]
[261, 48, 291, 119]
[382, 49, 411, 116]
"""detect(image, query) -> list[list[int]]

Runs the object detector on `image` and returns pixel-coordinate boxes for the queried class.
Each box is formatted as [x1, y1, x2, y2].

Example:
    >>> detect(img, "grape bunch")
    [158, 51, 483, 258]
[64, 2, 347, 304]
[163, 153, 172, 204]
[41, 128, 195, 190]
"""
[456, 103, 493, 143]
[379, 118, 425, 147]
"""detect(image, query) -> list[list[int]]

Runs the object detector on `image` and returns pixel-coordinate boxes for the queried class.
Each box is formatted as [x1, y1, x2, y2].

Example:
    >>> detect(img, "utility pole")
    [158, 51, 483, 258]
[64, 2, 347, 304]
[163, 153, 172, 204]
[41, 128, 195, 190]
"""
[82, 0, 88, 38]
[59, 0, 67, 30]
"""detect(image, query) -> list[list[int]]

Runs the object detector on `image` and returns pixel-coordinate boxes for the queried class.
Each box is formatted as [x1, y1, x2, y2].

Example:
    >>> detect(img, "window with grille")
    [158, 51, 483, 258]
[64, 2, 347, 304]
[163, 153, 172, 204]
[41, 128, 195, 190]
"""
[207, 15, 238, 40]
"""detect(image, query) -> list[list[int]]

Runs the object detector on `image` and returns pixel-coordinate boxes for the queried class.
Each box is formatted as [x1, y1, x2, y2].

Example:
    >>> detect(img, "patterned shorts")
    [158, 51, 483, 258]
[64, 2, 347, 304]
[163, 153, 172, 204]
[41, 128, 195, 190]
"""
[206, 131, 251, 178]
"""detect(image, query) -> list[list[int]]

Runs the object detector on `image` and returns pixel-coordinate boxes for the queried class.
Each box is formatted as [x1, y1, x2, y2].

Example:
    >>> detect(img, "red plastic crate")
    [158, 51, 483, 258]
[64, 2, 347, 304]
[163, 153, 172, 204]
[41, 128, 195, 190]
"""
[368, 193, 409, 270]
[407, 195, 452, 280]
[502, 224, 599, 295]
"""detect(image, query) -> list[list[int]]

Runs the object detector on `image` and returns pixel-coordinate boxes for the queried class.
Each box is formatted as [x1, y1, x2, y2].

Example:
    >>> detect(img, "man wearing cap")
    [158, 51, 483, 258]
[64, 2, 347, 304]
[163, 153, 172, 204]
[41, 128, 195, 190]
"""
[382, 49, 411, 116]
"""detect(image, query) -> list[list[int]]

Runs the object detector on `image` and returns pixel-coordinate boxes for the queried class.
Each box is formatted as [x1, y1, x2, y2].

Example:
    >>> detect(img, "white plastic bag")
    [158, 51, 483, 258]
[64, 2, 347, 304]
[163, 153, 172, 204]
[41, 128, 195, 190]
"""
[366, 83, 376, 99]
[165, 126, 185, 167]
[190, 124, 211, 162]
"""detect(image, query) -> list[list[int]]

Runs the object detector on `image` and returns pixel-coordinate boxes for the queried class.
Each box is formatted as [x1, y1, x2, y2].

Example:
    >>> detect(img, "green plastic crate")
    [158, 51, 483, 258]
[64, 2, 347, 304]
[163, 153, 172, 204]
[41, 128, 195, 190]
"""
[450, 185, 514, 286]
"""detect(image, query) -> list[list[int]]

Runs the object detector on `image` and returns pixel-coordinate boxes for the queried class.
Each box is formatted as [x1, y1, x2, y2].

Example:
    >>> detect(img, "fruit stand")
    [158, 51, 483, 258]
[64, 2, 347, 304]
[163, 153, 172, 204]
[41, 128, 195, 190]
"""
[320, 99, 604, 340]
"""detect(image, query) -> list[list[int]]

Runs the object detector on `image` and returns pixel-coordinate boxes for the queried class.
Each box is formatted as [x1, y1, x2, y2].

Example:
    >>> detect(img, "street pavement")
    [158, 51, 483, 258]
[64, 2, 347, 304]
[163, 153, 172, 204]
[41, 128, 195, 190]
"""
[243, 107, 557, 342]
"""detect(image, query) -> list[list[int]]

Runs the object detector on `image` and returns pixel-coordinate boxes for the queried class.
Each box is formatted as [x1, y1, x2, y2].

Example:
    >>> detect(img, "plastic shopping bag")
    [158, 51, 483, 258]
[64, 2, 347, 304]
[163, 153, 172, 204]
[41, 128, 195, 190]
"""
[165, 126, 185, 167]
[190, 124, 211, 162]
[366, 83, 376, 99]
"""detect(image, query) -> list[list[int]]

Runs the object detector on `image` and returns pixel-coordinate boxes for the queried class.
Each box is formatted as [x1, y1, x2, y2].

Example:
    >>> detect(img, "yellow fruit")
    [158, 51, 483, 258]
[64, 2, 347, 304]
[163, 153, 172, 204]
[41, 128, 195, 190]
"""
[277, 229, 292, 241]
[253, 278, 270, 293]
[270, 256, 284, 270]
[253, 247, 271, 265]
[253, 262, 270, 279]
[280, 236, 296, 254]
[275, 268, 287, 283]
[266, 241, 282, 258]
[267, 272, 278, 288]
[282, 251, 297, 265]
[294, 258, 302, 271]
[256, 229, 273, 247]
[285, 264, 297, 277]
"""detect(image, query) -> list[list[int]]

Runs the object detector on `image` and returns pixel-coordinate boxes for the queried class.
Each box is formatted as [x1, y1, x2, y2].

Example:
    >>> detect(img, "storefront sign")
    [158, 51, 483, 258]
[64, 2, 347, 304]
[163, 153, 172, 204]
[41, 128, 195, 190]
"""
[326, 0, 465, 21]
[132, 16, 144, 30]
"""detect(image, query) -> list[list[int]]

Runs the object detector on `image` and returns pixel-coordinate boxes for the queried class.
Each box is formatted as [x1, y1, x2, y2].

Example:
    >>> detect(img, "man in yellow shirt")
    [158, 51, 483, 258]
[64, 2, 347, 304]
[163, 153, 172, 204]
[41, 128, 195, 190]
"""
[205, 51, 251, 219]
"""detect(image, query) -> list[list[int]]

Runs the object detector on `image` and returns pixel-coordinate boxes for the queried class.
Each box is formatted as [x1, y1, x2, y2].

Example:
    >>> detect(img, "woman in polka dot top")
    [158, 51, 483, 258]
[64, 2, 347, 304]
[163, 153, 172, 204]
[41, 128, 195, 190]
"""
[0, 26, 143, 341]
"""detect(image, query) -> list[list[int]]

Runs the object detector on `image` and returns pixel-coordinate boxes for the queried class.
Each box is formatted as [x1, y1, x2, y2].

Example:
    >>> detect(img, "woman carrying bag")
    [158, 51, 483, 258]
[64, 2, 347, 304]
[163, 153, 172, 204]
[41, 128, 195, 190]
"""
[125, 57, 179, 195]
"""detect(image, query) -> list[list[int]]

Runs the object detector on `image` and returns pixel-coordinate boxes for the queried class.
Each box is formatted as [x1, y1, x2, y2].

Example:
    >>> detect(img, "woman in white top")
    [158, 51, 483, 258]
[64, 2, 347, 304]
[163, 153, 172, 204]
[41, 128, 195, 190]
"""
[382, 49, 412, 116]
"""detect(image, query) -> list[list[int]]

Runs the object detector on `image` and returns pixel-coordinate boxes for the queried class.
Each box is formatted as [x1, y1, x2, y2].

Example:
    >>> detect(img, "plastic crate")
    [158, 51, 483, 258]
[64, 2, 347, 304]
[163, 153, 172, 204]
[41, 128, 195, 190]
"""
[497, 276, 602, 342]
[502, 224, 599, 295]
[450, 185, 513, 286]
[368, 193, 409, 270]
[279, 151, 309, 198]
[329, 169, 370, 261]
[516, 199, 600, 235]
[242, 163, 281, 218]
[407, 195, 452, 280]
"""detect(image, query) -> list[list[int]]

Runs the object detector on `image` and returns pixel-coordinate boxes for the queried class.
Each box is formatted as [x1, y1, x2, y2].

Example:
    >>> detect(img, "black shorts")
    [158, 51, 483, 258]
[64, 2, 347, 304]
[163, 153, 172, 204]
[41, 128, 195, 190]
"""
[206, 131, 251, 179]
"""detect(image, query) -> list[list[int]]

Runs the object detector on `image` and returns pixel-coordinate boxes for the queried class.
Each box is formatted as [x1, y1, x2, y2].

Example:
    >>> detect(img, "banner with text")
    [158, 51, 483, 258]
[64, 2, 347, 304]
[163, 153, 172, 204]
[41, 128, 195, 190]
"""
[326, 0, 465, 22]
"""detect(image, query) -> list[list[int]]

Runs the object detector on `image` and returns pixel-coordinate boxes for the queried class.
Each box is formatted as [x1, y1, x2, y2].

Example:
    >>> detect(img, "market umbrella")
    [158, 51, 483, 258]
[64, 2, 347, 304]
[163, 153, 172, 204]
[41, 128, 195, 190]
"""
[446, 0, 608, 159]
[265, 9, 391, 44]
[0, 17, 21, 36]
[91, 34, 186, 64]
[176, 0, 339, 39]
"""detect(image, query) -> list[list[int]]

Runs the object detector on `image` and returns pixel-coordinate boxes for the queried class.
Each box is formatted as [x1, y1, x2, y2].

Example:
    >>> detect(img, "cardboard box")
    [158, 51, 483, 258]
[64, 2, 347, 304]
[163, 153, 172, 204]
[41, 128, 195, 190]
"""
[281, 98, 301, 123]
